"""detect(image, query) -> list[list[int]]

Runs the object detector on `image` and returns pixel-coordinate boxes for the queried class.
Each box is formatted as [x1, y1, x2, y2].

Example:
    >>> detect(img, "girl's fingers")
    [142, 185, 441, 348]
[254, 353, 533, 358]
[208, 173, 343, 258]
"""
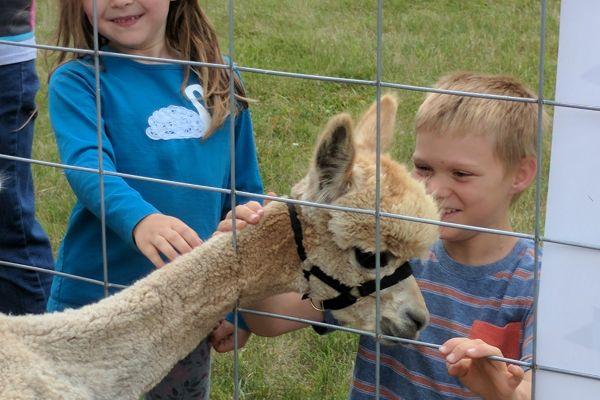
[141, 245, 165, 269]
[153, 236, 179, 262]
[166, 230, 194, 255]
[264, 191, 277, 205]
[233, 205, 261, 224]
[218, 219, 248, 232]
[244, 201, 263, 213]
[173, 224, 203, 248]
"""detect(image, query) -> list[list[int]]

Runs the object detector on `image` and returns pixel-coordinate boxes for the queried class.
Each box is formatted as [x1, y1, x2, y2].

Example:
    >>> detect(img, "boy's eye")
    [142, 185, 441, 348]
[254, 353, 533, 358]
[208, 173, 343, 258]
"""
[413, 164, 432, 176]
[453, 170, 472, 178]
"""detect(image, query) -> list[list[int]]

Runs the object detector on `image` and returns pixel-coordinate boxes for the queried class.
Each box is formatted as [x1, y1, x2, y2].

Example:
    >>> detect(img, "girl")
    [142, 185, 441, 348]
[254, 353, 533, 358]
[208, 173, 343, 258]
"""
[48, 0, 263, 398]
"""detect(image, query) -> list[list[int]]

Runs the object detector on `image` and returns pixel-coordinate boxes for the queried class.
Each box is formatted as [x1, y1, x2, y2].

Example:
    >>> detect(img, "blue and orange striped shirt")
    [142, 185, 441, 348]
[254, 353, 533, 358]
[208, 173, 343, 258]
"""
[349, 238, 538, 399]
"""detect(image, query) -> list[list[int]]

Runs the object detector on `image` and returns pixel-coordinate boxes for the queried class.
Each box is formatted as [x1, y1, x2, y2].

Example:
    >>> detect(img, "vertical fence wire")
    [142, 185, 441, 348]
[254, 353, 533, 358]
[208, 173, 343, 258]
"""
[531, 1, 548, 398]
[374, 0, 384, 398]
[91, 0, 110, 298]
[227, 1, 241, 398]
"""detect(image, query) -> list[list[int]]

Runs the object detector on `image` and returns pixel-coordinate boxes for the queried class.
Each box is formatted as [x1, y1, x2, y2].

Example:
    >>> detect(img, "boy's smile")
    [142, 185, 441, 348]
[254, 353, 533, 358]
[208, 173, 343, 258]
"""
[411, 129, 517, 248]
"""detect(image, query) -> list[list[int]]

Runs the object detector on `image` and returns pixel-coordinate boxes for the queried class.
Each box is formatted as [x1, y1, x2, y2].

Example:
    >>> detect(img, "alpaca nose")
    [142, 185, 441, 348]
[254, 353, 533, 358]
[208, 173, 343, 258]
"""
[406, 311, 425, 332]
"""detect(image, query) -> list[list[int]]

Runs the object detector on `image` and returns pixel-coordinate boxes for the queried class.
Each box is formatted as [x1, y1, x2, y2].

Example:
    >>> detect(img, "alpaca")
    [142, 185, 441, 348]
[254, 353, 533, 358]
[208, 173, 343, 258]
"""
[0, 95, 439, 400]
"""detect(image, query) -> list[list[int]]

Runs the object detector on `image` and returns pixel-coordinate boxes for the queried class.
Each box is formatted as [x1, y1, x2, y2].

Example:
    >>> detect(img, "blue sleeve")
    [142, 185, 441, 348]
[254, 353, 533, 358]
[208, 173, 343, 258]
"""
[221, 106, 264, 218]
[224, 311, 250, 331]
[49, 65, 158, 249]
[312, 310, 340, 335]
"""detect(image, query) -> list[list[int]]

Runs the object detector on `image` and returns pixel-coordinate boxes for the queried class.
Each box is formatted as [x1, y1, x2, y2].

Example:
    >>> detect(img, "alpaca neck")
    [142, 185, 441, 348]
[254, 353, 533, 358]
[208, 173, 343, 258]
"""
[11, 201, 306, 399]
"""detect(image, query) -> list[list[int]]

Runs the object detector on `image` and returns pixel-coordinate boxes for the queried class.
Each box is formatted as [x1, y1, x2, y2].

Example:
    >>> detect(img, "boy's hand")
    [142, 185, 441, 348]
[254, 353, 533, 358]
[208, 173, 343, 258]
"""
[440, 338, 527, 400]
[210, 319, 251, 353]
[133, 213, 203, 268]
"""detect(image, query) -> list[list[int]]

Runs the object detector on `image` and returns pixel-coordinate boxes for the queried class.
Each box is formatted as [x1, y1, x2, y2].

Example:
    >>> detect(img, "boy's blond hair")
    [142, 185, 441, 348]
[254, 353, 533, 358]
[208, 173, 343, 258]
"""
[415, 72, 547, 171]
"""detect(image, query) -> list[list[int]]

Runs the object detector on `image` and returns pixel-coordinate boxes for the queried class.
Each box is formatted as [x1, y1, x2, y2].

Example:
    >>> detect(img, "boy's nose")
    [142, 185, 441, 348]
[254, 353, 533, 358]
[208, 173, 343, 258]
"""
[426, 175, 451, 200]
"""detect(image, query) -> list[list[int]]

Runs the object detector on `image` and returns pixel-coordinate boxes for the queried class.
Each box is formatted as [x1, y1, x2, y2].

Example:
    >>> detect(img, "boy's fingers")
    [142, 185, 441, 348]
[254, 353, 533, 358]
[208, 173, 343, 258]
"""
[447, 359, 471, 377]
[447, 339, 502, 364]
[444, 340, 478, 363]
[506, 364, 525, 387]
[465, 343, 502, 359]
[439, 337, 467, 355]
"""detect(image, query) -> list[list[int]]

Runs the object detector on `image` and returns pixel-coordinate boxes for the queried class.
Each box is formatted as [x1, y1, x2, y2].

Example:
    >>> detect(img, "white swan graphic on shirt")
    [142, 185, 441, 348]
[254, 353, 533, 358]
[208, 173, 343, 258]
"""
[146, 84, 212, 140]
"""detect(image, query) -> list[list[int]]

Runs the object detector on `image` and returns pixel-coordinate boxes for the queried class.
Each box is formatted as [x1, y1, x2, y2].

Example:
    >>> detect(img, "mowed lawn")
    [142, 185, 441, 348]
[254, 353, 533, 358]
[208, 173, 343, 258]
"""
[31, 1, 560, 399]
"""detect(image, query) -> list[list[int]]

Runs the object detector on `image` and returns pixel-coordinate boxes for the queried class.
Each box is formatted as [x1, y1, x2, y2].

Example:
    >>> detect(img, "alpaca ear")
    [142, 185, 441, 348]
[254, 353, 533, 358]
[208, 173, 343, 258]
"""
[354, 94, 398, 153]
[311, 114, 355, 203]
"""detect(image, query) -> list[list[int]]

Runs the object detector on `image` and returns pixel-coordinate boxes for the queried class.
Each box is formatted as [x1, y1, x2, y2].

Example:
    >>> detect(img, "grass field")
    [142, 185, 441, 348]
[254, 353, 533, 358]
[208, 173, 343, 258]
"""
[30, 1, 560, 399]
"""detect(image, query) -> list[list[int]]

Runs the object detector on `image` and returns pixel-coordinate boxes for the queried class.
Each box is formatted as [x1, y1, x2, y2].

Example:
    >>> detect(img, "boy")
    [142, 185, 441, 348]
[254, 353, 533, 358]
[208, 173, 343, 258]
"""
[211, 72, 543, 400]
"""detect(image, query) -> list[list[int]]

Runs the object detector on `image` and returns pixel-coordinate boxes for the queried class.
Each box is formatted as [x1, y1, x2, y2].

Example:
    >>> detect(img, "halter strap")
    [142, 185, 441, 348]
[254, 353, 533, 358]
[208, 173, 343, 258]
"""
[288, 202, 307, 261]
[287, 202, 414, 311]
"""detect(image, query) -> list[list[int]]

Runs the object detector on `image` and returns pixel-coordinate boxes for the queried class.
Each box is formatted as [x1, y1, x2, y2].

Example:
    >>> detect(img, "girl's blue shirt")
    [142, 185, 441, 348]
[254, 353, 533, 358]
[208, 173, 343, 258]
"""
[47, 54, 263, 309]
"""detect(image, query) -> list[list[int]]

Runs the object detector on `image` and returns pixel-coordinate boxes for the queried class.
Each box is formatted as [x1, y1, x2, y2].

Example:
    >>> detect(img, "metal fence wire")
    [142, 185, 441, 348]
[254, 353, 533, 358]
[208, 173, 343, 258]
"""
[1, 0, 600, 398]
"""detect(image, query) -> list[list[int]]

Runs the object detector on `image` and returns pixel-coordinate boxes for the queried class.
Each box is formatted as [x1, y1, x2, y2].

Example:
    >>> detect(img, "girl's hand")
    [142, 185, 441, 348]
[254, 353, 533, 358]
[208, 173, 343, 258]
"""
[214, 192, 277, 236]
[133, 213, 203, 268]
[440, 338, 528, 400]
[214, 200, 270, 237]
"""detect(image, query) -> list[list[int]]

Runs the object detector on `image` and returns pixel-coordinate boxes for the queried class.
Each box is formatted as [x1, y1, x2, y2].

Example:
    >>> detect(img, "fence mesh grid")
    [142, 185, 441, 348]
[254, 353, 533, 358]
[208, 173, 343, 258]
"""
[1, 0, 600, 397]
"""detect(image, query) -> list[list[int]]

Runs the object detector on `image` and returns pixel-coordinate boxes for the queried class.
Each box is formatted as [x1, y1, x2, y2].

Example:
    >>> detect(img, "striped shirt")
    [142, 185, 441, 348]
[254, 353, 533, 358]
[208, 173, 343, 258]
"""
[348, 238, 538, 400]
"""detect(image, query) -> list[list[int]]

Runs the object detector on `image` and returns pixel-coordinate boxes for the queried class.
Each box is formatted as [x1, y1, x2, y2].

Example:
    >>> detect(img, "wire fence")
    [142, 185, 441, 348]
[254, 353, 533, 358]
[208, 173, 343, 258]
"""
[1, 0, 599, 398]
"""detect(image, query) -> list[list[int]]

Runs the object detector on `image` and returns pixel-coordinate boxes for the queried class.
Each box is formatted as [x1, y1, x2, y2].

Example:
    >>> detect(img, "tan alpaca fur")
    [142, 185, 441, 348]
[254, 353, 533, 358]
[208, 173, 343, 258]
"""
[0, 95, 439, 399]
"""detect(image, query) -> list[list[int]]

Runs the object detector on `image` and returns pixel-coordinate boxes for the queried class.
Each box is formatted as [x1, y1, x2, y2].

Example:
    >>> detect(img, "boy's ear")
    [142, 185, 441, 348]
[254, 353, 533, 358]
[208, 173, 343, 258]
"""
[511, 156, 537, 195]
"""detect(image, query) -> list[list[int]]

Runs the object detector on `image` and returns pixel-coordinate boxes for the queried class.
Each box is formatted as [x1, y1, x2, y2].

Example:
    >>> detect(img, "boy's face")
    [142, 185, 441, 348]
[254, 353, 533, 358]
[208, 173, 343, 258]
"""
[411, 130, 517, 243]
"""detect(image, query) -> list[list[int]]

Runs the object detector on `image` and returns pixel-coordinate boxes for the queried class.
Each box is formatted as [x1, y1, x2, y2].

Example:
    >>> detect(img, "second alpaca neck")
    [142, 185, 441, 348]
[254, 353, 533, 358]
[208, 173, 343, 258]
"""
[7, 201, 307, 399]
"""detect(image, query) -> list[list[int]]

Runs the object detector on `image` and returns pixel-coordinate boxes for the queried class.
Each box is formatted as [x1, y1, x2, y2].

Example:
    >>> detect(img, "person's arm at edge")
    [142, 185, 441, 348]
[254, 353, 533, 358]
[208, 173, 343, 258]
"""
[243, 292, 324, 337]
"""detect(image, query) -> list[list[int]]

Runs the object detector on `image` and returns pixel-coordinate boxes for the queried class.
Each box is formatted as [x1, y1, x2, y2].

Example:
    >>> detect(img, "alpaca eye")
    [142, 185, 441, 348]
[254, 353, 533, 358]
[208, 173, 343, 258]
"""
[353, 248, 391, 270]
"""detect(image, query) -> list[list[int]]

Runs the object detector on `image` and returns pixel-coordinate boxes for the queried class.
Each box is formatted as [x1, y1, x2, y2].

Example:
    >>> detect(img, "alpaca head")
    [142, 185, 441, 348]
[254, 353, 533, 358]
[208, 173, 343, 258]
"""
[291, 95, 439, 342]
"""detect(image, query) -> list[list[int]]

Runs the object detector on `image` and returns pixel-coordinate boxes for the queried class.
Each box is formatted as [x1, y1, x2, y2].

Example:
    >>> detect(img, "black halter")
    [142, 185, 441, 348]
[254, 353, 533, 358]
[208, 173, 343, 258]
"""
[287, 202, 414, 311]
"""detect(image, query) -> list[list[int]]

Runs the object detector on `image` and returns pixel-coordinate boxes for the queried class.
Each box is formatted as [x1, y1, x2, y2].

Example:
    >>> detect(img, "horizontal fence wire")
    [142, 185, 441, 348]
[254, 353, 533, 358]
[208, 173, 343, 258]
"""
[2, 152, 600, 252]
[3, 38, 600, 113]
[2, 2, 600, 394]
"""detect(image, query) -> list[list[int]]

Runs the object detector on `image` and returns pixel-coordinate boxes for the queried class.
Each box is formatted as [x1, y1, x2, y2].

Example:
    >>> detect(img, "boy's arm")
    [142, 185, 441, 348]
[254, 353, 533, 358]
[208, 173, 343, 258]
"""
[210, 293, 323, 353]
[440, 338, 531, 400]
[243, 292, 325, 337]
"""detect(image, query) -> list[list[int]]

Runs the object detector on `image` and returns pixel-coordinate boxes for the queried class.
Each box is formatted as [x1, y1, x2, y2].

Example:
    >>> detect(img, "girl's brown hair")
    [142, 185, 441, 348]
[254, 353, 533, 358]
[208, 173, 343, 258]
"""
[54, 0, 247, 138]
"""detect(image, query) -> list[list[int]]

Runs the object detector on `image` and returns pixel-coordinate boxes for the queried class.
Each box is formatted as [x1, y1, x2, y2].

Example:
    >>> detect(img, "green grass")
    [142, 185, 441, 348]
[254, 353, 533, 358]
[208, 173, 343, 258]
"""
[32, 1, 560, 398]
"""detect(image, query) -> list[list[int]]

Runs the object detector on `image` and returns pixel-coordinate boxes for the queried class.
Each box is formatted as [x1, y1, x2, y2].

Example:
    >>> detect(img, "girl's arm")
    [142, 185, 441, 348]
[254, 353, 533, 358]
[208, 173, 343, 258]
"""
[49, 66, 158, 249]
[50, 66, 203, 267]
